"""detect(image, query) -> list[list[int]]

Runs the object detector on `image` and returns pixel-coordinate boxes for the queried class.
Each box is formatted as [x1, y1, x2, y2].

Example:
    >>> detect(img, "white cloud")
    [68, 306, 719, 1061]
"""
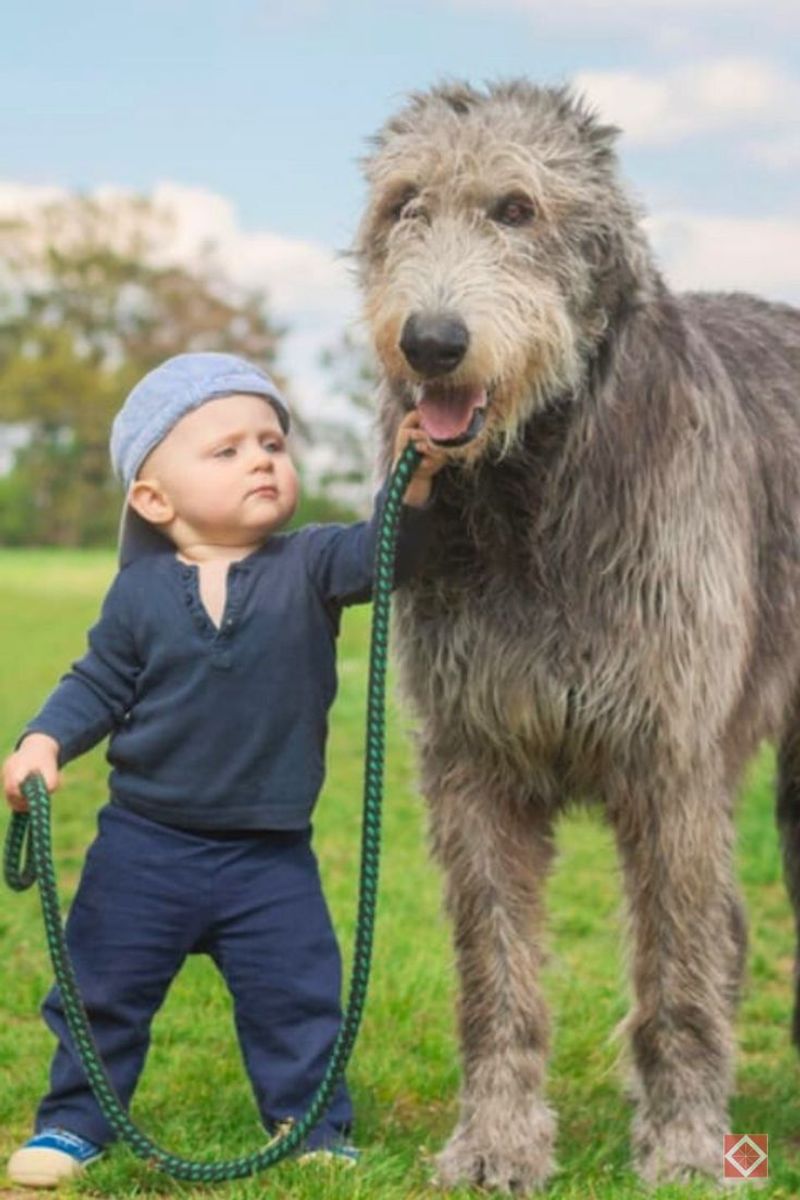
[646, 211, 800, 302]
[146, 183, 357, 323]
[574, 58, 800, 146]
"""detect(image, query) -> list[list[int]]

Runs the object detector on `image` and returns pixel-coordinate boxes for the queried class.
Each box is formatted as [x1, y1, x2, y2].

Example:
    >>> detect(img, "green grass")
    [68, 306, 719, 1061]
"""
[1, 547, 799, 1198]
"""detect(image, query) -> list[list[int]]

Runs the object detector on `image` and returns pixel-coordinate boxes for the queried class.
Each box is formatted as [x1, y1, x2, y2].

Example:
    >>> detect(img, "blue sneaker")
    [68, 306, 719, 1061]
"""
[7, 1127, 104, 1188]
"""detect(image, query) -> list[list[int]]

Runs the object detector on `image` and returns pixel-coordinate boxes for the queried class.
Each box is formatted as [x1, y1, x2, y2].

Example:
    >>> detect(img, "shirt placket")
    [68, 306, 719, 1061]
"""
[180, 562, 249, 671]
[213, 564, 248, 670]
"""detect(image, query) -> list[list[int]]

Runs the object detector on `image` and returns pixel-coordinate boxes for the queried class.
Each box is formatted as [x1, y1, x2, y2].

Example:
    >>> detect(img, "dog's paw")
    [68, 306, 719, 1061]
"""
[434, 1108, 556, 1195]
[633, 1112, 727, 1189]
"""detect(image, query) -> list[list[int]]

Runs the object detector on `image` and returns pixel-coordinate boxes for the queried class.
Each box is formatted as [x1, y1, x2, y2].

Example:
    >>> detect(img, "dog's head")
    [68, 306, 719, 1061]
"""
[354, 80, 657, 462]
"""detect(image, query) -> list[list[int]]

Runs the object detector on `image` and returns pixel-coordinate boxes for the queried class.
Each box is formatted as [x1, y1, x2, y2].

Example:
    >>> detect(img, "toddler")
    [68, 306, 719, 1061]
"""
[3, 352, 444, 1187]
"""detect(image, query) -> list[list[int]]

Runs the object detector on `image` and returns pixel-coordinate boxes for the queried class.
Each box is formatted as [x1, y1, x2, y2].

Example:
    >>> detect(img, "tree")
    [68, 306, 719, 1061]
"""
[0, 192, 287, 545]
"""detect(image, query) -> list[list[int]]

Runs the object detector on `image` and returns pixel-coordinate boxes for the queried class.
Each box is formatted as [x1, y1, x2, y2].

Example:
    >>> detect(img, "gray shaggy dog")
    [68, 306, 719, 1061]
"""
[354, 80, 800, 1192]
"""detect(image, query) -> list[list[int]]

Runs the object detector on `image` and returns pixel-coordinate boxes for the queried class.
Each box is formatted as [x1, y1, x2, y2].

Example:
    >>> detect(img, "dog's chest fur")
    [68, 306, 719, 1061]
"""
[394, 422, 648, 778]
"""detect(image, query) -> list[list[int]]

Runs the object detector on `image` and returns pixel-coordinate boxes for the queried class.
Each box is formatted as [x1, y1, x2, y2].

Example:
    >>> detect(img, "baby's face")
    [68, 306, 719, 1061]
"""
[142, 393, 299, 546]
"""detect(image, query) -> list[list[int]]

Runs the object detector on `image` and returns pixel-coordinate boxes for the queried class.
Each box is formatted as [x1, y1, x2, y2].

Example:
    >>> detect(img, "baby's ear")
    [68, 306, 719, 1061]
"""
[128, 479, 175, 528]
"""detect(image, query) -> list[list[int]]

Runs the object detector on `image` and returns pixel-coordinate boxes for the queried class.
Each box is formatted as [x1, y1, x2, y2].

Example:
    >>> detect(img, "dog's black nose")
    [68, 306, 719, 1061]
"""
[399, 313, 470, 376]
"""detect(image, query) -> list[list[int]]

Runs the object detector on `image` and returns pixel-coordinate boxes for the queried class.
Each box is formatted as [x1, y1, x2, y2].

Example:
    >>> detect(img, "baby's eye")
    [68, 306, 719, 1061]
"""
[213, 446, 237, 458]
[263, 440, 283, 453]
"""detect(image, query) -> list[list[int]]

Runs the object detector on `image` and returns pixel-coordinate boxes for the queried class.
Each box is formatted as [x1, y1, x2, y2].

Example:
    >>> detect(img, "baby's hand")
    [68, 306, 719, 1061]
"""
[3, 734, 61, 812]
[393, 411, 448, 507]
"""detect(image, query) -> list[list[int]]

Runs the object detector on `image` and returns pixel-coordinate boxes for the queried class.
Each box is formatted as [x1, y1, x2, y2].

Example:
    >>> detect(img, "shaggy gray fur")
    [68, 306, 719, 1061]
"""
[354, 79, 800, 1192]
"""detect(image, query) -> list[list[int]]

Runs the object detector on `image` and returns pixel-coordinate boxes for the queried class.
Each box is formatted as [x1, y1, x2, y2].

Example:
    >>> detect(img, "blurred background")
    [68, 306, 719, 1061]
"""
[0, 0, 797, 543]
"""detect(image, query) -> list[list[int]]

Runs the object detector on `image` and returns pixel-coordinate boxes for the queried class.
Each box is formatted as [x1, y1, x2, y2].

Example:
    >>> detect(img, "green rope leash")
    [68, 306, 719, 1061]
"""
[3, 442, 422, 1182]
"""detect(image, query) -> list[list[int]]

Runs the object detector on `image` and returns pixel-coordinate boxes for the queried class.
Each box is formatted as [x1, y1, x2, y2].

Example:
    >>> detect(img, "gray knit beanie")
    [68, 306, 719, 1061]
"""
[110, 352, 290, 567]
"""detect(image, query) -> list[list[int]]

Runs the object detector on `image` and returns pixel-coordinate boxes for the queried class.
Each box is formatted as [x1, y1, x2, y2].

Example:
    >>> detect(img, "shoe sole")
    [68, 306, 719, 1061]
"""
[297, 1150, 359, 1167]
[7, 1146, 95, 1188]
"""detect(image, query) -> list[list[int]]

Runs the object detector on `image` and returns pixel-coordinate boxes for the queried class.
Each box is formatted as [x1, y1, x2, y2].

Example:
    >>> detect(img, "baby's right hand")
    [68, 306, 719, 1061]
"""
[3, 734, 61, 812]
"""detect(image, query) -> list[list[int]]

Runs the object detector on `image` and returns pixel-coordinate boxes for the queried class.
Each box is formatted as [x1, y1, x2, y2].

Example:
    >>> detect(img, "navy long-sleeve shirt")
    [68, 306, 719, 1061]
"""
[23, 487, 432, 831]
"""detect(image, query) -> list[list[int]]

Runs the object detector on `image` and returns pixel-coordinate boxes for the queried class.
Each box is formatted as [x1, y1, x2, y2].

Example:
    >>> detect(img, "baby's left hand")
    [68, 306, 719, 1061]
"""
[393, 411, 448, 507]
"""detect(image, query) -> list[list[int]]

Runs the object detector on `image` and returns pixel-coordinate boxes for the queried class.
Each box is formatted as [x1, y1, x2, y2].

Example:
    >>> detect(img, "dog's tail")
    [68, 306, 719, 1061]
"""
[777, 711, 800, 1048]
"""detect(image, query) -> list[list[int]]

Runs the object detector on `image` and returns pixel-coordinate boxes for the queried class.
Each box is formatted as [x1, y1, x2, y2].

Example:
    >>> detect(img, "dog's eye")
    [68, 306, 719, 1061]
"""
[491, 193, 536, 228]
[387, 187, 420, 223]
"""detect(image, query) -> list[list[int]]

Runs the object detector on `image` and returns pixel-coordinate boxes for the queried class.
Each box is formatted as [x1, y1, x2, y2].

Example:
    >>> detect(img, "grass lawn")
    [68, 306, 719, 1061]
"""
[0, 547, 798, 1198]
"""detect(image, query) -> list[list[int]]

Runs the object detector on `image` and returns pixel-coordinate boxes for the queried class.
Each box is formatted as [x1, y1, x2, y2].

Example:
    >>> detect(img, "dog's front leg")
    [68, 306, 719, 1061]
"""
[427, 770, 557, 1194]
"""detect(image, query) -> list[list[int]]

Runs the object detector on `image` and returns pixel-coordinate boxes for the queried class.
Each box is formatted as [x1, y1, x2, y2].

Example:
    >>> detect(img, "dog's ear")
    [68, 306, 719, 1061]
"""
[582, 200, 659, 330]
[563, 89, 657, 318]
[579, 116, 620, 167]
[367, 80, 482, 153]
[564, 87, 620, 165]
[582, 121, 620, 168]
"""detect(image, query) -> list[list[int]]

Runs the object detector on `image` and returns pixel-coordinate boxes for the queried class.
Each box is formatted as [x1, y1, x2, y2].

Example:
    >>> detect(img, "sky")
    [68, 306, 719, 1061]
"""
[1, 0, 798, 423]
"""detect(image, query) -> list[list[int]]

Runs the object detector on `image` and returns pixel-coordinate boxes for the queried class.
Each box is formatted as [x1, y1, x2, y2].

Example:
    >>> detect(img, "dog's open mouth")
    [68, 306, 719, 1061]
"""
[414, 383, 489, 447]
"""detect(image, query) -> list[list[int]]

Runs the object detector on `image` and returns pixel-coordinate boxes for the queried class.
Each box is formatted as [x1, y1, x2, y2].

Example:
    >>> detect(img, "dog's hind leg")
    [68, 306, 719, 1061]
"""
[608, 758, 740, 1187]
[777, 700, 800, 1048]
[426, 765, 557, 1195]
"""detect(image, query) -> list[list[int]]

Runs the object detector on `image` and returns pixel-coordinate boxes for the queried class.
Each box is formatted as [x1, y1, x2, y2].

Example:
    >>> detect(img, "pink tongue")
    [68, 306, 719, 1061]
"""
[417, 385, 487, 441]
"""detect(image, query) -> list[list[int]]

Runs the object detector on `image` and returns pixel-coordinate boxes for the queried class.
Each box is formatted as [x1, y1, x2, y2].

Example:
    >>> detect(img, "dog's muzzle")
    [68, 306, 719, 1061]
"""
[399, 312, 487, 445]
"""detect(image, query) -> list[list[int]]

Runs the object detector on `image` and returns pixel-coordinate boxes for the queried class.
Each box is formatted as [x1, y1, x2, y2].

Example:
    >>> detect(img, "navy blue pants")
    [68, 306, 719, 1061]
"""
[36, 804, 353, 1149]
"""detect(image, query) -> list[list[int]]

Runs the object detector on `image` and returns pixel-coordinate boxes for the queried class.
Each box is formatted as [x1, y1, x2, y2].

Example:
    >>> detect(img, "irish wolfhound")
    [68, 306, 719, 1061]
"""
[354, 80, 800, 1191]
